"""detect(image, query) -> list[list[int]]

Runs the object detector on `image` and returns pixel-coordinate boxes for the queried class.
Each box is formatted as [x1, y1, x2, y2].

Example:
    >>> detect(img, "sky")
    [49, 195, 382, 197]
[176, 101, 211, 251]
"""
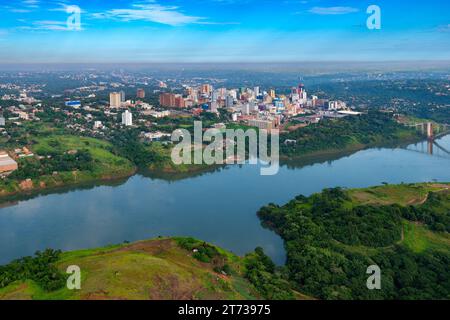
[0, 0, 449, 63]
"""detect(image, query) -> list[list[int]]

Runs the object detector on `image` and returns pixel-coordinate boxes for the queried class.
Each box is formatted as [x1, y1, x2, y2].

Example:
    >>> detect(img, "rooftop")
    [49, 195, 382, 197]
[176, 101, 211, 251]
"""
[0, 152, 17, 167]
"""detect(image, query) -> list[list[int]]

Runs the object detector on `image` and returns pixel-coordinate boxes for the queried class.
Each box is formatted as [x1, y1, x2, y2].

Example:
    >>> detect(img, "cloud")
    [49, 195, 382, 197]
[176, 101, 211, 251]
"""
[22, 0, 39, 8]
[49, 2, 86, 14]
[19, 20, 83, 32]
[2, 0, 39, 13]
[92, 1, 207, 26]
[309, 6, 359, 15]
[10, 8, 32, 13]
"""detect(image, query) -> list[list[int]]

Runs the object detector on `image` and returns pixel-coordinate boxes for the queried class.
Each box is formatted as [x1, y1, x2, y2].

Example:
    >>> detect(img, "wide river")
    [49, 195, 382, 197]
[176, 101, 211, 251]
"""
[1, 135, 450, 265]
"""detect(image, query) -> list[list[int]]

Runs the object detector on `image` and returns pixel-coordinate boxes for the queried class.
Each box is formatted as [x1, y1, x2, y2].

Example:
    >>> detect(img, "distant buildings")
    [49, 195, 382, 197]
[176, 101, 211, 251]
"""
[110, 92, 122, 108]
[159, 93, 185, 108]
[137, 88, 145, 99]
[248, 119, 276, 131]
[158, 81, 168, 88]
[65, 100, 81, 108]
[120, 90, 126, 103]
[0, 151, 18, 175]
[148, 110, 170, 118]
[141, 131, 171, 142]
[328, 101, 347, 111]
[337, 110, 362, 116]
[93, 121, 103, 129]
[0, 117, 5, 126]
[225, 95, 234, 108]
[201, 84, 213, 95]
[122, 110, 133, 126]
[160, 93, 175, 107]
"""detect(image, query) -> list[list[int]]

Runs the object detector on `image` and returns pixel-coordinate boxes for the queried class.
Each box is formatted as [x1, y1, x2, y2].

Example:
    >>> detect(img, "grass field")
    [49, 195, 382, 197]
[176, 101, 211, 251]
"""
[0, 135, 136, 199]
[0, 238, 259, 300]
[33, 135, 135, 177]
[402, 221, 450, 254]
[349, 183, 450, 206]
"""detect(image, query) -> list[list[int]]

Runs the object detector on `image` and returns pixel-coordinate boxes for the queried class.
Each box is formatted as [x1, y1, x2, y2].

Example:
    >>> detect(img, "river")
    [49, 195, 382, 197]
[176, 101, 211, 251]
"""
[0, 135, 449, 265]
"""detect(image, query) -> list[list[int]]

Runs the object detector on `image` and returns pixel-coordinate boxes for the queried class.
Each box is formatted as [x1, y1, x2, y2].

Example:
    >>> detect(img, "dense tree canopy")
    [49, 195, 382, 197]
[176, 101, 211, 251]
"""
[281, 112, 421, 157]
[258, 188, 450, 300]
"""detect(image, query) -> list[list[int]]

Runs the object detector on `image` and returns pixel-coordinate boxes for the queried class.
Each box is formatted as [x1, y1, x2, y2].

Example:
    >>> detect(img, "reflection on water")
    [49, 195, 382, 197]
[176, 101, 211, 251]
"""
[406, 138, 450, 159]
[0, 135, 449, 265]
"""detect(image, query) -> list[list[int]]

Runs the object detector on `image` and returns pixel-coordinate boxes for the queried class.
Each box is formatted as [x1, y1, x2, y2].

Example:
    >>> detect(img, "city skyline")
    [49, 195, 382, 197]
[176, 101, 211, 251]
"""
[0, 0, 449, 63]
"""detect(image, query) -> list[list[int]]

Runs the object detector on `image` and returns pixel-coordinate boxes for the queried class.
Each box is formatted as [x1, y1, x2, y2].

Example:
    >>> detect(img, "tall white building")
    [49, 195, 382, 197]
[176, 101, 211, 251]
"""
[122, 110, 133, 126]
[225, 95, 234, 108]
[0, 117, 5, 126]
[228, 90, 238, 100]
[254, 87, 260, 97]
[241, 103, 251, 115]
[212, 90, 220, 102]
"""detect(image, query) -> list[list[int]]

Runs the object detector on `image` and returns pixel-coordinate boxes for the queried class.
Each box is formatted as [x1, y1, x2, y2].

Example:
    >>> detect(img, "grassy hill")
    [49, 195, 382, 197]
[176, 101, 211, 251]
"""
[0, 238, 263, 300]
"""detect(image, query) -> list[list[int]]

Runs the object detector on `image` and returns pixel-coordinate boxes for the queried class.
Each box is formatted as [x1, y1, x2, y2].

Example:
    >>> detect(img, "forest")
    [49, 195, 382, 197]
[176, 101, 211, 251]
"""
[257, 187, 450, 300]
[9, 150, 94, 180]
[280, 111, 421, 157]
[0, 249, 66, 292]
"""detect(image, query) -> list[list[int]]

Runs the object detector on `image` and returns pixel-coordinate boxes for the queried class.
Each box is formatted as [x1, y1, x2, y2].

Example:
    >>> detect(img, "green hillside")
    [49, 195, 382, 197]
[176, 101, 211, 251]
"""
[0, 238, 263, 300]
[1, 183, 448, 300]
[258, 183, 450, 300]
[0, 135, 135, 200]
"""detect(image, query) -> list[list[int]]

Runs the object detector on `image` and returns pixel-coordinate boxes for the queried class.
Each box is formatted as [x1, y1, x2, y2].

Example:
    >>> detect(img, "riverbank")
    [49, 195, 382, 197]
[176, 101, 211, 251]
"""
[280, 111, 424, 160]
[280, 132, 424, 162]
[0, 135, 137, 203]
[0, 132, 437, 204]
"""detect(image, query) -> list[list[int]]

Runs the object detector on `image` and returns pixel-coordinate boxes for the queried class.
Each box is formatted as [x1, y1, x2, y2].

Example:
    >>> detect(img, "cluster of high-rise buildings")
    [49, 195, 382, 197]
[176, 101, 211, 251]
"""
[110, 88, 146, 108]
[109, 89, 145, 127]
[158, 83, 332, 114]
[109, 89, 147, 127]
[157, 83, 350, 130]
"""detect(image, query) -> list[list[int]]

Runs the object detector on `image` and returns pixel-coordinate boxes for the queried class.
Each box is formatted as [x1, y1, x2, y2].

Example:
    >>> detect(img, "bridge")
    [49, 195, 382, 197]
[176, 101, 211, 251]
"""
[404, 121, 450, 159]
[405, 139, 450, 159]
[406, 122, 450, 140]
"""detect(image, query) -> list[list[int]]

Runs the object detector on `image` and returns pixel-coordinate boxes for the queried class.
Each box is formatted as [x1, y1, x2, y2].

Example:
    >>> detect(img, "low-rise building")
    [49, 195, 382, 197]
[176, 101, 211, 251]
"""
[149, 110, 170, 118]
[248, 119, 276, 131]
[0, 151, 18, 175]
[142, 131, 171, 142]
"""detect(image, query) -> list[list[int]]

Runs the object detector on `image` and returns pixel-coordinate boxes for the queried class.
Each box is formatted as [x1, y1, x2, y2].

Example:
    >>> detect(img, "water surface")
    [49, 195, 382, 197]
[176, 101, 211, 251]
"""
[0, 135, 449, 265]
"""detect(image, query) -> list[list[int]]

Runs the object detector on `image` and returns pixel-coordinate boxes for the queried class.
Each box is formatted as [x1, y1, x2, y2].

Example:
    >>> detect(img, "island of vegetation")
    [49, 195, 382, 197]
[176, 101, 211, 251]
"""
[0, 183, 448, 300]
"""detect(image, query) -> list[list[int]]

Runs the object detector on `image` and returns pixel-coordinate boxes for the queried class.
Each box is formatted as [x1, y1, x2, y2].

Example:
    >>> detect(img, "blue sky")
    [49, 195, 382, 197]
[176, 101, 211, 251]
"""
[0, 0, 449, 63]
